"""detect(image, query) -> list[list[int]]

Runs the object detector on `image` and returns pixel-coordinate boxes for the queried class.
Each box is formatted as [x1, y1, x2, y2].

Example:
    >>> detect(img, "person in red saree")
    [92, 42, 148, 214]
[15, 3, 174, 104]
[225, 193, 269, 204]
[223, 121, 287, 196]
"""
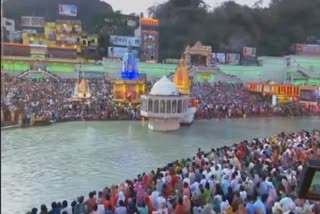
[175, 198, 185, 214]
[145, 195, 154, 214]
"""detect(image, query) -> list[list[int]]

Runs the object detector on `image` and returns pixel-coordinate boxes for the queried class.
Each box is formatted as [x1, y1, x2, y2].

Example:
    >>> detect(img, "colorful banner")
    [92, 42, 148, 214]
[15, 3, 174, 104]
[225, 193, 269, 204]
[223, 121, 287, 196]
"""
[295, 44, 320, 56]
[226, 53, 240, 65]
[243, 47, 256, 57]
[141, 18, 159, 27]
[59, 4, 77, 17]
[212, 53, 226, 64]
[300, 89, 318, 102]
[108, 47, 138, 58]
[110, 35, 140, 47]
[21, 16, 45, 28]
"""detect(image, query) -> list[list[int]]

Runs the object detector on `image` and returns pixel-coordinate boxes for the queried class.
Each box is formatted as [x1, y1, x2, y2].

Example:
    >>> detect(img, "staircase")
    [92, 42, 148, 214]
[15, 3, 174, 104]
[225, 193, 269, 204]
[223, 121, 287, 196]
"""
[17, 70, 62, 82]
[290, 66, 320, 78]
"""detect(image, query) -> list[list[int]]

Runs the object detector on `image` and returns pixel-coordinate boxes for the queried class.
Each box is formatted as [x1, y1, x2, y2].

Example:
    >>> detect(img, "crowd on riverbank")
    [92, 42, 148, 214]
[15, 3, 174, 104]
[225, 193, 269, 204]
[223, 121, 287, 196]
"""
[26, 129, 320, 214]
[192, 82, 319, 119]
[1, 75, 319, 127]
[1, 75, 140, 124]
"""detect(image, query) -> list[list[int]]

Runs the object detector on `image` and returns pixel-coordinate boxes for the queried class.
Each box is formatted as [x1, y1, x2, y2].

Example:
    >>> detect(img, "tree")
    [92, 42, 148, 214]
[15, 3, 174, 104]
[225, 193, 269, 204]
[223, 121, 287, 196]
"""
[148, 0, 320, 60]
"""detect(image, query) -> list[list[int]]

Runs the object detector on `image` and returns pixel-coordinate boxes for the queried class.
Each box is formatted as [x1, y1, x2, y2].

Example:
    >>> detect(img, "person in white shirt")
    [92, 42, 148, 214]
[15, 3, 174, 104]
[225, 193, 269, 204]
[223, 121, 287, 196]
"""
[193, 206, 203, 214]
[279, 197, 295, 213]
[190, 181, 200, 194]
[200, 174, 207, 187]
[211, 165, 222, 182]
[97, 203, 105, 214]
[60, 200, 72, 214]
[220, 196, 229, 213]
[115, 200, 127, 214]
[152, 198, 168, 214]
[239, 185, 247, 202]
[151, 188, 160, 209]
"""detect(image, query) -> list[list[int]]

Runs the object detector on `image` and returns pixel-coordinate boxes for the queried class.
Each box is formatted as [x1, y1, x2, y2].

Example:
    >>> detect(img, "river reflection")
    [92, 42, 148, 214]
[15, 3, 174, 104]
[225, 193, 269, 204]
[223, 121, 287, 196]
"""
[1, 117, 319, 213]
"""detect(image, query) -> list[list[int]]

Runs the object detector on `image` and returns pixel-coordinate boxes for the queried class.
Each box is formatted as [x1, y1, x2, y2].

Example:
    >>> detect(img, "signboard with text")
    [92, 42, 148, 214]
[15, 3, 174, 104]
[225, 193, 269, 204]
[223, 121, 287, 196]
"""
[212, 53, 226, 64]
[243, 47, 256, 57]
[110, 35, 140, 47]
[59, 4, 77, 17]
[108, 47, 138, 58]
[295, 44, 320, 56]
[226, 53, 240, 65]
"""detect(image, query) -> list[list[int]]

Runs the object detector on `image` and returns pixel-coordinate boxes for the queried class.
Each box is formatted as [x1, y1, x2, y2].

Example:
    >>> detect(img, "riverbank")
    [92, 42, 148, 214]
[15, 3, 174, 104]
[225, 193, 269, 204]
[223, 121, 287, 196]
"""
[1, 111, 319, 130]
[20, 127, 319, 214]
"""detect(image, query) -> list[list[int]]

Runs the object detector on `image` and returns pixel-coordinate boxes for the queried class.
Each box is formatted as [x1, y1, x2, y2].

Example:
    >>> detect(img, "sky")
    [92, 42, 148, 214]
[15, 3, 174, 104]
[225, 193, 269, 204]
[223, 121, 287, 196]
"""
[104, 0, 271, 15]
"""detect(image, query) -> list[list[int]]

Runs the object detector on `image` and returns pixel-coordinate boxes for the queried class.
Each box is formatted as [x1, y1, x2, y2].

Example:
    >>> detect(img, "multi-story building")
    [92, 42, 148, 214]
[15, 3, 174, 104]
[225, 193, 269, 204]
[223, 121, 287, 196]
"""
[21, 19, 99, 59]
[139, 17, 159, 62]
[55, 20, 82, 51]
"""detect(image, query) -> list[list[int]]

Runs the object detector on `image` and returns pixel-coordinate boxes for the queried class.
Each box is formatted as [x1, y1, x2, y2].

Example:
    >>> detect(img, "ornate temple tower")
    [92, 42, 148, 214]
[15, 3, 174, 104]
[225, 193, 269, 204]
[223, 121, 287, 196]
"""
[72, 71, 91, 100]
[113, 46, 146, 104]
[173, 59, 191, 95]
[120, 46, 139, 80]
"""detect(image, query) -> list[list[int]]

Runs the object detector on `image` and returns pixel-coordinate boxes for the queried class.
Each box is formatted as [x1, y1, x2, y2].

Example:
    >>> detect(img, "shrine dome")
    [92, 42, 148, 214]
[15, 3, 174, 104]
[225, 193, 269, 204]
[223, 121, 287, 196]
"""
[150, 76, 180, 96]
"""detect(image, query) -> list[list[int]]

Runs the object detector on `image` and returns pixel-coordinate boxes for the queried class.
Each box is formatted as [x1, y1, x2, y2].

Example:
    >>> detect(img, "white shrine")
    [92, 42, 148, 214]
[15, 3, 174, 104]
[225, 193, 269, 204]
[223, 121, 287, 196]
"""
[140, 76, 191, 131]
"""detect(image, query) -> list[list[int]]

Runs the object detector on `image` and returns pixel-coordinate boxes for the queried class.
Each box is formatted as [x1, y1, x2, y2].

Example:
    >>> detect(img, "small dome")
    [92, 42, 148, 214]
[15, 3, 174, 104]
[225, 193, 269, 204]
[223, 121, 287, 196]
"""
[150, 76, 179, 96]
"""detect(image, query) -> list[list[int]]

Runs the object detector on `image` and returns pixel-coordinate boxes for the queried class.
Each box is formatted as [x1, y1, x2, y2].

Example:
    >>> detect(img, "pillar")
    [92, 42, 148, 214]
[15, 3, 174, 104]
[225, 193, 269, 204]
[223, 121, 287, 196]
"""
[185, 53, 191, 64]
[10, 110, 15, 122]
[1, 109, 3, 122]
[18, 114, 23, 126]
[30, 114, 36, 126]
[206, 54, 210, 67]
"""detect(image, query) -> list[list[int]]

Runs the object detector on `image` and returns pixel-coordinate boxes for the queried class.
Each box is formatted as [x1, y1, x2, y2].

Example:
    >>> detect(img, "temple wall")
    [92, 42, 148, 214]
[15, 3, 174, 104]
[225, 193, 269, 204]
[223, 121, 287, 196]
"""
[148, 118, 180, 131]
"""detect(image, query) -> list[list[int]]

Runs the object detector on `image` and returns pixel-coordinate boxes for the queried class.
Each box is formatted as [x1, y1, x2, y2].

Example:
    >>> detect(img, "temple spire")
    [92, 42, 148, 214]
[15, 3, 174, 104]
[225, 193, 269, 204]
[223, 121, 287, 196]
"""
[120, 43, 139, 80]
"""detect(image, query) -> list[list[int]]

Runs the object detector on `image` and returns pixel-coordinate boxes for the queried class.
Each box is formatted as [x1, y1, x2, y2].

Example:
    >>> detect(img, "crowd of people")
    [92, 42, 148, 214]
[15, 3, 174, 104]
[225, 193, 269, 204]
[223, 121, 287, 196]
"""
[1, 75, 140, 125]
[192, 82, 319, 119]
[1, 75, 319, 127]
[26, 129, 320, 214]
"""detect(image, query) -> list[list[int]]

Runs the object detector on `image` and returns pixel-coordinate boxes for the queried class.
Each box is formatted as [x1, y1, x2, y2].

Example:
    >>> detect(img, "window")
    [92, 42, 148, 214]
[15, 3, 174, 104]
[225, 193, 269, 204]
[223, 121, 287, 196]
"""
[154, 100, 159, 113]
[160, 100, 165, 113]
[178, 100, 182, 113]
[166, 100, 171, 113]
[148, 99, 153, 112]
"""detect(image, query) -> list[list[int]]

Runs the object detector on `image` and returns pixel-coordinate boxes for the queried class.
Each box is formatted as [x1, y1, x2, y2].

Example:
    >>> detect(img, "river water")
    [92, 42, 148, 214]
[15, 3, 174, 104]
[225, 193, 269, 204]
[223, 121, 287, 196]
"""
[1, 117, 319, 213]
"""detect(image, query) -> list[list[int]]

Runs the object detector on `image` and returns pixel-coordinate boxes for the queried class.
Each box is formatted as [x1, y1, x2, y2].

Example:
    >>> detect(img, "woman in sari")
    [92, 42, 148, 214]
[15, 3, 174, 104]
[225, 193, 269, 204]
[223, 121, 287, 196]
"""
[136, 184, 145, 204]
[183, 195, 191, 214]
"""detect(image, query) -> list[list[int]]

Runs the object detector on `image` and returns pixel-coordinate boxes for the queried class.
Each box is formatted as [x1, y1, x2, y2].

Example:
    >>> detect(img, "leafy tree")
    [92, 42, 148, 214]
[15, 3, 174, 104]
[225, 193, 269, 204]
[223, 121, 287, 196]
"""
[149, 0, 320, 60]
